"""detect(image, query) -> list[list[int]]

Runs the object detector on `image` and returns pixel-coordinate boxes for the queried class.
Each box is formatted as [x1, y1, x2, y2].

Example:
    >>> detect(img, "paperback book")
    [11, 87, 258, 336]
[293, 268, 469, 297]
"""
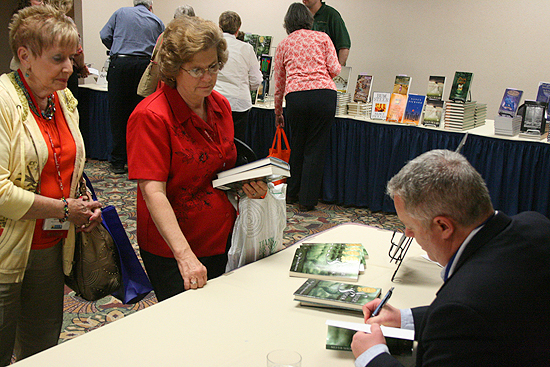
[498, 88, 523, 118]
[212, 160, 290, 190]
[216, 157, 289, 179]
[326, 325, 413, 355]
[426, 75, 446, 100]
[371, 92, 391, 120]
[289, 243, 365, 282]
[334, 66, 352, 93]
[423, 99, 444, 128]
[353, 74, 373, 103]
[448, 71, 473, 102]
[386, 93, 407, 123]
[293, 278, 381, 311]
[402, 94, 426, 125]
[535, 81, 550, 104]
[392, 75, 411, 96]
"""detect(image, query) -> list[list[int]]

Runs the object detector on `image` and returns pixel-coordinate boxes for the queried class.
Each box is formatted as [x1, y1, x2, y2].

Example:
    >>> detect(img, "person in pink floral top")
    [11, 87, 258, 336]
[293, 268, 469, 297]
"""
[274, 2, 341, 211]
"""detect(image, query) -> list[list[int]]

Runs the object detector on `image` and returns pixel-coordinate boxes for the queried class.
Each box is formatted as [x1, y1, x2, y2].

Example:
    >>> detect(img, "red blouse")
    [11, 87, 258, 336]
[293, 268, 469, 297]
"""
[127, 85, 237, 258]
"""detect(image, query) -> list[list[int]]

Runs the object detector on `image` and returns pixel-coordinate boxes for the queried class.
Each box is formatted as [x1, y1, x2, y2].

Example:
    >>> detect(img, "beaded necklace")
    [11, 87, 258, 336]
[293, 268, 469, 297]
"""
[14, 69, 56, 120]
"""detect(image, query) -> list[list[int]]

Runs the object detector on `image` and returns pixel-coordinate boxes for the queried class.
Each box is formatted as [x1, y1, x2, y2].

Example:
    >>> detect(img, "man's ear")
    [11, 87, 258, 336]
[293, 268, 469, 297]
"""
[433, 216, 454, 240]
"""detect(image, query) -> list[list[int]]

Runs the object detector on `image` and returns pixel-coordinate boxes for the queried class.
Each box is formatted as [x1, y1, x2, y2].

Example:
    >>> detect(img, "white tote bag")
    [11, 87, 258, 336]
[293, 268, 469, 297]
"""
[226, 183, 287, 272]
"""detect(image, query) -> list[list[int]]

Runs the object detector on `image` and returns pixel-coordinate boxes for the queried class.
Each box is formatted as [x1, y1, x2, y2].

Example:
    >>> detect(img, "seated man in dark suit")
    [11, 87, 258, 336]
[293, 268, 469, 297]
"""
[352, 149, 550, 367]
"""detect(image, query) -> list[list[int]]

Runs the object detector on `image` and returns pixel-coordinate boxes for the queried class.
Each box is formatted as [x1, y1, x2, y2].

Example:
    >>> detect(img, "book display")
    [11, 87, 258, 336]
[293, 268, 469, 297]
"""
[371, 92, 391, 120]
[474, 103, 487, 127]
[426, 75, 445, 100]
[498, 88, 523, 118]
[256, 55, 273, 103]
[402, 94, 426, 125]
[494, 115, 521, 136]
[347, 102, 372, 118]
[443, 101, 476, 131]
[336, 92, 351, 115]
[353, 74, 373, 103]
[334, 66, 352, 93]
[212, 158, 290, 190]
[289, 243, 367, 282]
[293, 278, 381, 311]
[448, 71, 473, 102]
[422, 99, 444, 128]
[243, 33, 272, 59]
[517, 100, 548, 139]
[392, 75, 411, 95]
[386, 93, 407, 123]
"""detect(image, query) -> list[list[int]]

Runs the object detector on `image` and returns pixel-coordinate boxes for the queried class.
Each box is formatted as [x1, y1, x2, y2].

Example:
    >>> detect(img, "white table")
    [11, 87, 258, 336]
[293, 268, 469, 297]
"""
[15, 224, 442, 366]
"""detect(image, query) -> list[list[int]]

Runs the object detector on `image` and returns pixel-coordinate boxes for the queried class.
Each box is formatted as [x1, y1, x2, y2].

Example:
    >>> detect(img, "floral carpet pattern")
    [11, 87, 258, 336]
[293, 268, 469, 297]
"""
[59, 160, 402, 344]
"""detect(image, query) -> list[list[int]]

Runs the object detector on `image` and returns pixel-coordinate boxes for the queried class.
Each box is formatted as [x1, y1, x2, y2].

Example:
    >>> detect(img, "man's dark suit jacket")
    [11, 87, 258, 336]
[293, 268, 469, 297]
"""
[368, 211, 550, 366]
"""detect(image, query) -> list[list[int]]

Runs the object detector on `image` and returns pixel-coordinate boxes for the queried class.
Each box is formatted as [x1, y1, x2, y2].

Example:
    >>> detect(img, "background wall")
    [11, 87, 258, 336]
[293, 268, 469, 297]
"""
[4, 0, 550, 116]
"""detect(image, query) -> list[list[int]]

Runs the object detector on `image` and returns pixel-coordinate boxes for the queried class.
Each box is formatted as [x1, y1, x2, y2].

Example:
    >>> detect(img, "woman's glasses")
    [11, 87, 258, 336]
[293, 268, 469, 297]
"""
[181, 62, 222, 78]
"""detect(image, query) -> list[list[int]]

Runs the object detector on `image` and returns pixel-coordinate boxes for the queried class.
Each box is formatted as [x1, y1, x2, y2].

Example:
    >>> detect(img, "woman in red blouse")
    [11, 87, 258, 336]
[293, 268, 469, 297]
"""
[127, 16, 266, 302]
[274, 2, 341, 212]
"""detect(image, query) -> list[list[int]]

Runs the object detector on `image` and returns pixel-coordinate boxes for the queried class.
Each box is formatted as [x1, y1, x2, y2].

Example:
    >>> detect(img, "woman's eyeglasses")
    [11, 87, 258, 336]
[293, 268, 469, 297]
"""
[181, 62, 222, 78]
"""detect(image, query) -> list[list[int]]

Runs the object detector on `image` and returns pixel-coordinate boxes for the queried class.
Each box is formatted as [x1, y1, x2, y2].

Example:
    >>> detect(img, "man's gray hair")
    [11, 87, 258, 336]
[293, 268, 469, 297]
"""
[174, 5, 195, 18]
[387, 149, 493, 228]
[134, 0, 153, 8]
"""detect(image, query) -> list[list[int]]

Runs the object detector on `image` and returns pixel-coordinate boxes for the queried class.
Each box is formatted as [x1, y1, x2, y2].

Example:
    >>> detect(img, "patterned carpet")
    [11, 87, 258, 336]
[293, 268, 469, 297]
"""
[59, 160, 402, 344]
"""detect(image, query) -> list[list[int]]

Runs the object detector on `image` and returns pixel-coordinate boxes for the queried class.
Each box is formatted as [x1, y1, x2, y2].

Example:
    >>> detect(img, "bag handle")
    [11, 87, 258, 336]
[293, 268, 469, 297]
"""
[271, 126, 289, 151]
[82, 172, 98, 202]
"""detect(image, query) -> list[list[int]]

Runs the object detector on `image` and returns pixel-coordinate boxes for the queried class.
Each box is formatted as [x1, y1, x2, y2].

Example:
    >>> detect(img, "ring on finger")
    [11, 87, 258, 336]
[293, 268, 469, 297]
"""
[190, 279, 197, 285]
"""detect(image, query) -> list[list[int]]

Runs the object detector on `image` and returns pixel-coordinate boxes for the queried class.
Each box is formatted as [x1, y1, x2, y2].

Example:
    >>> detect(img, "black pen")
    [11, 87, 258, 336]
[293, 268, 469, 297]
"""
[371, 286, 394, 317]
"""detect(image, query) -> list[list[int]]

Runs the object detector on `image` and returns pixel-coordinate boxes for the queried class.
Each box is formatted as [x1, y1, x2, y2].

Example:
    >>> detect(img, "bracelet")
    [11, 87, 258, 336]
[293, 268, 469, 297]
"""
[60, 197, 69, 222]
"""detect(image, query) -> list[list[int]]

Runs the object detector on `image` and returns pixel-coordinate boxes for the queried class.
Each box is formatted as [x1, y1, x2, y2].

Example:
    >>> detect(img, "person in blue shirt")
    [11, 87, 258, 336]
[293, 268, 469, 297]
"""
[100, 0, 164, 174]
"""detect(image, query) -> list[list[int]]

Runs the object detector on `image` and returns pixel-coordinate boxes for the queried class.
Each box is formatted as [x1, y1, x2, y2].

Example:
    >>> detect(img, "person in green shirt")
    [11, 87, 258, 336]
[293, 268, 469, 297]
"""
[302, 0, 351, 65]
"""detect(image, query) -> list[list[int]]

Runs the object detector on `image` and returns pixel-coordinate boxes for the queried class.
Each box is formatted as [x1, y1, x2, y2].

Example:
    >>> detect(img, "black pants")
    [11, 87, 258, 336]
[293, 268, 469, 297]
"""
[107, 56, 149, 165]
[139, 235, 231, 302]
[285, 89, 337, 207]
[232, 110, 250, 143]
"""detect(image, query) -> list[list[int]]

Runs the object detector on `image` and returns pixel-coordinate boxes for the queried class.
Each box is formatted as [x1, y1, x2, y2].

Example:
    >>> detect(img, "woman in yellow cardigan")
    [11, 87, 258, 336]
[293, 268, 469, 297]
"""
[0, 5, 102, 364]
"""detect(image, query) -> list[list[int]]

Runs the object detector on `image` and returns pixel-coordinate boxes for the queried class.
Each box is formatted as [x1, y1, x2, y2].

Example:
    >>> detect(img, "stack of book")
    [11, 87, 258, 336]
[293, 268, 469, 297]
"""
[336, 92, 351, 115]
[347, 102, 372, 118]
[289, 243, 368, 282]
[519, 130, 549, 141]
[474, 103, 487, 127]
[494, 115, 521, 136]
[293, 278, 381, 311]
[443, 101, 477, 131]
[212, 157, 290, 190]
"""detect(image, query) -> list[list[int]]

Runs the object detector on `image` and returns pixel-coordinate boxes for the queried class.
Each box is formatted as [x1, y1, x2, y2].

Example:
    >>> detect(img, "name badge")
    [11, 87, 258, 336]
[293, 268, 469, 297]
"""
[42, 218, 71, 231]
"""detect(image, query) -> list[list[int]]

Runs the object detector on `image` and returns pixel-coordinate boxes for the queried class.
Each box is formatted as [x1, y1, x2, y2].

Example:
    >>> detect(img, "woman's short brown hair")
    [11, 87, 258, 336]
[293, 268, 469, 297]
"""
[219, 11, 241, 35]
[283, 2, 313, 34]
[9, 4, 79, 62]
[159, 16, 228, 88]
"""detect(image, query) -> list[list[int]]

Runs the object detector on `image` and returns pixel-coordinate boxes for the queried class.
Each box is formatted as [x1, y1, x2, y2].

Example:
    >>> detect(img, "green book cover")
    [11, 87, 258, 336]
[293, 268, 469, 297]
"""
[294, 278, 381, 311]
[326, 326, 414, 355]
[289, 244, 362, 281]
[449, 71, 473, 102]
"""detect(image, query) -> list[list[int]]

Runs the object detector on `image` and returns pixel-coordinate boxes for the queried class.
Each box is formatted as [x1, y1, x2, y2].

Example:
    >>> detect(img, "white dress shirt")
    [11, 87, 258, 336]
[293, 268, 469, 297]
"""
[214, 33, 263, 112]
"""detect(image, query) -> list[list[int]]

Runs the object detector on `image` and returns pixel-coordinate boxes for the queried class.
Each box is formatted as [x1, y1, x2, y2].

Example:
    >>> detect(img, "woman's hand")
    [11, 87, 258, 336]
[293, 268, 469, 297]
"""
[175, 248, 208, 290]
[66, 196, 102, 229]
[275, 114, 284, 127]
[242, 180, 268, 199]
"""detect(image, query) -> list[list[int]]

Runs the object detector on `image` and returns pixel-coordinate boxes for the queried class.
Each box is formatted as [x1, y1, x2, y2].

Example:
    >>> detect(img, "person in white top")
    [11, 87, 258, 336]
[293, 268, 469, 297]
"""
[214, 11, 263, 143]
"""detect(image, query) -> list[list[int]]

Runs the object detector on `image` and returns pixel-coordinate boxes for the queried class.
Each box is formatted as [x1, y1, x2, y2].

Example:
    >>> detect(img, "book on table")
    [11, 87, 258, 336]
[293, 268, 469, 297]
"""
[293, 278, 381, 311]
[386, 93, 408, 123]
[423, 99, 444, 128]
[426, 75, 446, 100]
[333, 66, 352, 93]
[371, 92, 391, 120]
[289, 243, 367, 282]
[448, 71, 473, 102]
[498, 88, 523, 118]
[402, 94, 426, 125]
[353, 74, 373, 103]
[392, 75, 411, 96]
[212, 158, 290, 190]
[517, 100, 547, 137]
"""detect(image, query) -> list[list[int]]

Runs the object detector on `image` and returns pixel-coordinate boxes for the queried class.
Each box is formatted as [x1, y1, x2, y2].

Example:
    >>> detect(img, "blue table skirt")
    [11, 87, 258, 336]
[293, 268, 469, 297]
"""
[78, 92, 550, 217]
[247, 107, 550, 217]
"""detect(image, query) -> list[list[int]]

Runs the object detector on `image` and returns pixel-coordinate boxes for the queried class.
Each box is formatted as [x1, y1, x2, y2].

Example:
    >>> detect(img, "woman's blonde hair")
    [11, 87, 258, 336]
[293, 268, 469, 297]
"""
[9, 4, 78, 62]
[159, 16, 228, 88]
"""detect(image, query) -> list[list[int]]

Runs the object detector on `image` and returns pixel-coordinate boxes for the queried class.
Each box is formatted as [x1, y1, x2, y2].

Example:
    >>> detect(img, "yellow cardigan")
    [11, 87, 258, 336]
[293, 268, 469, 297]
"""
[0, 72, 86, 283]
